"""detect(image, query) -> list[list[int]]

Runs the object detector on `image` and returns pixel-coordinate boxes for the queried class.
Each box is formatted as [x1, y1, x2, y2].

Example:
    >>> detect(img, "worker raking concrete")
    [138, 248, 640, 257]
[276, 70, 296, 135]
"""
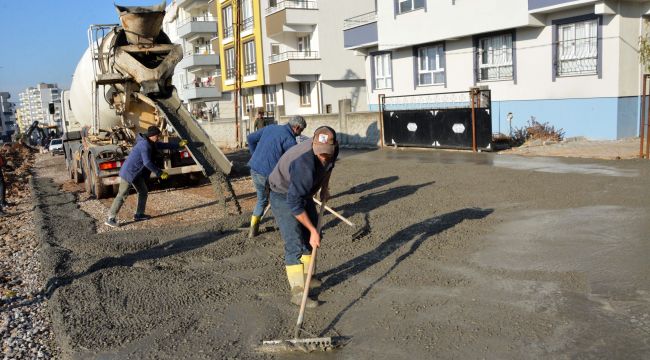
[104, 126, 187, 228]
[247, 115, 306, 238]
[268, 126, 339, 307]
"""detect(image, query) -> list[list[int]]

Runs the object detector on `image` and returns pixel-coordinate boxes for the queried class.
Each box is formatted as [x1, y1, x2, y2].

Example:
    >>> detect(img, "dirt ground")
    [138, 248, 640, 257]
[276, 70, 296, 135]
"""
[499, 136, 642, 160]
[31, 147, 650, 359]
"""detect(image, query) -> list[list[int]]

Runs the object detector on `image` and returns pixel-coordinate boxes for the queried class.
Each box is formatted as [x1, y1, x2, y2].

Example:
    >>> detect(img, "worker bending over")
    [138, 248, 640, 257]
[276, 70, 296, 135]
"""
[105, 126, 187, 227]
[247, 115, 306, 238]
[268, 126, 338, 307]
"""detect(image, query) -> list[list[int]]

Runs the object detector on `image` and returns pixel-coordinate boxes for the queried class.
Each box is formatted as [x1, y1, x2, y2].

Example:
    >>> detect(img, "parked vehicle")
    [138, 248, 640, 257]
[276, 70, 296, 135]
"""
[48, 138, 64, 155]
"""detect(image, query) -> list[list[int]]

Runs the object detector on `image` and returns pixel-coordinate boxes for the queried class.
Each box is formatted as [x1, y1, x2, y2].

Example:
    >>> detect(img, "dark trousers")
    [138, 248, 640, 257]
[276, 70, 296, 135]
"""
[108, 177, 148, 218]
[269, 190, 318, 265]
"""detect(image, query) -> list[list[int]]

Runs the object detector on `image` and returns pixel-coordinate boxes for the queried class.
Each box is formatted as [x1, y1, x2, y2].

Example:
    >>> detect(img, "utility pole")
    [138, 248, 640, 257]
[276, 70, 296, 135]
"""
[233, 0, 242, 148]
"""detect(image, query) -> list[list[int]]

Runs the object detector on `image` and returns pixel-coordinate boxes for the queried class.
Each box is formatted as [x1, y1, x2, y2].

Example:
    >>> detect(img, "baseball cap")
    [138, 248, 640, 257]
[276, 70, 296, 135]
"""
[312, 126, 337, 155]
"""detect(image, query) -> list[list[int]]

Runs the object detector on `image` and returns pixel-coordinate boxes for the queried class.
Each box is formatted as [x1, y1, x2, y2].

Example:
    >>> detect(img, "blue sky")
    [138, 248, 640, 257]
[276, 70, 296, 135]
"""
[0, 0, 170, 102]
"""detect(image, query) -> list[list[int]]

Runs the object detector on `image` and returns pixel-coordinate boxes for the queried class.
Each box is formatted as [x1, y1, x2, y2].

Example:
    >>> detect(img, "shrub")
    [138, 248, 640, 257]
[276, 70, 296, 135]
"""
[511, 117, 565, 147]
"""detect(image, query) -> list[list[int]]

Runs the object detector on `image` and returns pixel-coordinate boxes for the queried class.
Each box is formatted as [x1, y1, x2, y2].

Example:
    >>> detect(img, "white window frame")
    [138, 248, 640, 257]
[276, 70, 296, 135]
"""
[264, 85, 277, 115]
[224, 47, 235, 80]
[298, 35, 311, 53]
[398, 0, 425, 14]
[222, 6, 233, 39]
[241, 0, 254, 32]
[299, 81, 311, 106]
[478, 33, 513, 82]
[373, 53, 392, 90]
[557, 19, 598, 76]
[417, 45, 444, 86]
[243, 41, 257, 77]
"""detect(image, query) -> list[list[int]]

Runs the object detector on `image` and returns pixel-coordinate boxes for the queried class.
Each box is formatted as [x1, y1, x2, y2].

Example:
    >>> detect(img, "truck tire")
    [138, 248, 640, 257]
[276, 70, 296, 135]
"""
[83, 156, 93, 195]
[91, 163, 110, 199]
[72, 159, 83, 184]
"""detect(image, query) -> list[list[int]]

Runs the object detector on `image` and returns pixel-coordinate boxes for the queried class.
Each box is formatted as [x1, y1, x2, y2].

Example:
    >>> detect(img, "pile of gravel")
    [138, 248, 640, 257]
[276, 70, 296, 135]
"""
[1, 147, 58, 359]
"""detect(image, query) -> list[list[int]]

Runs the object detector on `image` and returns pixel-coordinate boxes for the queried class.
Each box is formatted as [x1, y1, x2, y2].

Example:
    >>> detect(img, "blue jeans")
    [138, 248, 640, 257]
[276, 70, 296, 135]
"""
[270, 190, 318, 265]
[251, 169, 269, 217]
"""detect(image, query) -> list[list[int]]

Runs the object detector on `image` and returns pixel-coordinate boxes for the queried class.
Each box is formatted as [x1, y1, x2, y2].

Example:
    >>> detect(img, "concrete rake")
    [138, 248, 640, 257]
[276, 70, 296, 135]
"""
[258, 198, 343, 353]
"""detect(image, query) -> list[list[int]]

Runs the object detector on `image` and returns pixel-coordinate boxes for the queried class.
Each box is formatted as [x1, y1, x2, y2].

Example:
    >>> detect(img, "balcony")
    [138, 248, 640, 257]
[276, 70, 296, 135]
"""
[178, 52, 219, 73]
[182, 84, 221, 100]
[268, 51, 321, 83]
[177, 0, 207, 10]
[177, 16, 217, 39]
[343, 11, 377, 50]
[265, 1, 318, 37]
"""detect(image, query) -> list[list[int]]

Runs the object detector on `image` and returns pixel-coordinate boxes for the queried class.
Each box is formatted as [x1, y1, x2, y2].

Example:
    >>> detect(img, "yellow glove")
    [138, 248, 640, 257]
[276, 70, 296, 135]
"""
[160, 171, 169, 180]
[178, 139, 188, 147]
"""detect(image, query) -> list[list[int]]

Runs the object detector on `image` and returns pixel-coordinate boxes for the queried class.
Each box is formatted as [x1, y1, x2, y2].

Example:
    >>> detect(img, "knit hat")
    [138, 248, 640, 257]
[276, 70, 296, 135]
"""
[312, 126, 337, 155]
[146, 126, 162, 137]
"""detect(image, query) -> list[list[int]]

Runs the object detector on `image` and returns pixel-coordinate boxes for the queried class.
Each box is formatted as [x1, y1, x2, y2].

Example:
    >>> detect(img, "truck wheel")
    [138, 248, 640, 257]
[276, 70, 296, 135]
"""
[83, 156, 93, 195]
[91, 164, 110, 199]
[72, 159, 83, 184]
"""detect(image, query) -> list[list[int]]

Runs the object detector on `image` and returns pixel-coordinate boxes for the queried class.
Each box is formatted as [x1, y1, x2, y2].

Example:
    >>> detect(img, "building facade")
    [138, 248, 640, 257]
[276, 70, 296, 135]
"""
[344, 0, 650, 140]
[17, 83, 62, 134]
[164, 0, 232, 121]
[213, 0, 370, 124]
[0, 92, 16, 141]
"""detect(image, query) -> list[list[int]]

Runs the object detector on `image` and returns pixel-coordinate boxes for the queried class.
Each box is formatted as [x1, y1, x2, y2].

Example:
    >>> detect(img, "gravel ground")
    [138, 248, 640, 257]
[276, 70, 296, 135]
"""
[0, 146, 59, 359]
[500, 136, 641, 159]
[31, 147, 650, 359]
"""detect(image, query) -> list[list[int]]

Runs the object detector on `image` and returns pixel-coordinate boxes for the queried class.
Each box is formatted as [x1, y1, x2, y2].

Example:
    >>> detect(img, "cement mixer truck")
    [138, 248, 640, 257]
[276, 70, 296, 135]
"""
[63, 2, 239, 212]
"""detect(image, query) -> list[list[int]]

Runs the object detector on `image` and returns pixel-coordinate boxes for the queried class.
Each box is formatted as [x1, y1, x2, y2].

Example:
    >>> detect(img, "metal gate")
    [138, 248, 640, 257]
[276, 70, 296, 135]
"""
[379, 89, 492, 151]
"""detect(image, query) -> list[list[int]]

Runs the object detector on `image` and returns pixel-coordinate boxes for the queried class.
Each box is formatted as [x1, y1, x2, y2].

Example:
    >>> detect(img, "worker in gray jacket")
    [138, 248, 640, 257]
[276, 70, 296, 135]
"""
[268, 126, 338, 307]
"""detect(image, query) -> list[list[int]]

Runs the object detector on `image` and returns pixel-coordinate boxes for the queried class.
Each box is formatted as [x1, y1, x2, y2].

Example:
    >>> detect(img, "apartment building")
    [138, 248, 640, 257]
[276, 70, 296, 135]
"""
[164, 0, 231, 121]
[0, 92, 16, 141]
[17, 83, 62, 133]
[214, 0, 370, 123]
[344, 0, 649, 140]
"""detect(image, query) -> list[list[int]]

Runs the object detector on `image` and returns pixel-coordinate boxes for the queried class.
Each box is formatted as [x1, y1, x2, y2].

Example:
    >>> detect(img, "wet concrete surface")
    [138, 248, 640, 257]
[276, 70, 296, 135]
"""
[32, 148, 650, 359]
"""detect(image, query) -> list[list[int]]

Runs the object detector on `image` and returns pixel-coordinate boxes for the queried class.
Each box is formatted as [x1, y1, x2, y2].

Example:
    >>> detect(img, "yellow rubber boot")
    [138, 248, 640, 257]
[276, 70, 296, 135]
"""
[300, 254, 322, 289]
[248, 215, 260, 238]
[286, 264, 318, 308]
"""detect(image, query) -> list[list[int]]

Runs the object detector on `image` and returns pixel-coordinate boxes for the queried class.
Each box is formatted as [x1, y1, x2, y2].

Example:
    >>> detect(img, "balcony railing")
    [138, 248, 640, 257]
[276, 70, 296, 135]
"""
[223, 25, 234, 39]
[242, 17, 254, 31]
[226, 68, 236, 79]
[266, 0, 317, 15]
[269, 51, 319, 63]
[343, 11, 377, 30]
[244, 63, 257, 76]
[177, 15, 217, 28]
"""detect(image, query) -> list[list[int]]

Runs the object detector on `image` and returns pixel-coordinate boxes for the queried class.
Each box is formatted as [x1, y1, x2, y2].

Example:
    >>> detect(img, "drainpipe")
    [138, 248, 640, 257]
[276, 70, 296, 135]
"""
[317, 80, 323, 114]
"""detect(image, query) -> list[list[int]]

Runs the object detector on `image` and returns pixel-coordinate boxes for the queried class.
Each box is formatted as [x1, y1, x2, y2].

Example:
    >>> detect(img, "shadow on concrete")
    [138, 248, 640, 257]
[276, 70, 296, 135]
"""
[317, 207, 494, 336]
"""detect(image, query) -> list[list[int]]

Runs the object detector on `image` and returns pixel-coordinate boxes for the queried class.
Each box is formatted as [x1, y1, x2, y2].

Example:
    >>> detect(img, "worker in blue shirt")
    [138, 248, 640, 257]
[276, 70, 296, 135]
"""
[105, 126, 187, 228]
[268, 126, 338, 307]
[246, 115, 306, 237]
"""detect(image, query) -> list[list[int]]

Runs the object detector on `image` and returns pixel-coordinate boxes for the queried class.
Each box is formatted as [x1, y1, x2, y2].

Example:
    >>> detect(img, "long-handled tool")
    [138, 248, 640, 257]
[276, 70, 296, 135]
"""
[258, 197, 339, 353]
[312, 197, 355, 226]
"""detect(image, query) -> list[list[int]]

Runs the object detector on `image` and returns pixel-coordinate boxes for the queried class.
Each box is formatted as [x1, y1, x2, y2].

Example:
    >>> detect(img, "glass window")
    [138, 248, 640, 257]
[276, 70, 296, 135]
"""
[557, 19, 598, 76]
[299, 81, 311, 106]
[417, 45, 444, 86]
[225, 47, 235, 79]
[398, 0, 425, 14]
[373, 53, 392, 90]
[241, 0, 253, 31]
[244, 41, 257, 77]
[264, 85, 277, 115]
[222, 6, 233, 38]
[478, 34, 513, 81]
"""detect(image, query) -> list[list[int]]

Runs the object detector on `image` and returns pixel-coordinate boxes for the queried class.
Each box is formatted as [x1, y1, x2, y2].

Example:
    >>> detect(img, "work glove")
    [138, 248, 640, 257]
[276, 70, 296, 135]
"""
[160, 171, 169, 180]
[178, 139, 188, 147]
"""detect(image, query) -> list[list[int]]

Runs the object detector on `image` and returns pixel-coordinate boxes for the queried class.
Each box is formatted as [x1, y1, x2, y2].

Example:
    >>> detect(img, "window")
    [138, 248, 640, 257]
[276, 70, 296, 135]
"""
[397, 0, 425, 14]
[244, 41, 257, 77]
[373, 53, 392, 90]
[298, 35, 311, 53]
[557, 19, 598, 76]
[243, 89, 255, 115]
[224, 47, 235, 79]
[299, 81, 311, 106]
[417, 45, 444, 86]
[478, 34, 513, 81]
[222, 6, 233, 39]
[263, 85, 277, 116]
[241, 0, 253, 31]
